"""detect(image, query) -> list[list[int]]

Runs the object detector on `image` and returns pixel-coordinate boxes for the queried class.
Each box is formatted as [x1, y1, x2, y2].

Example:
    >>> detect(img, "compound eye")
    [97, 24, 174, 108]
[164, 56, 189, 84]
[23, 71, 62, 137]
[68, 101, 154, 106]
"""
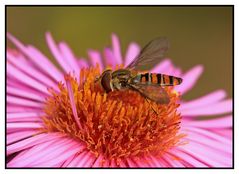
[101, 72, 112, 93]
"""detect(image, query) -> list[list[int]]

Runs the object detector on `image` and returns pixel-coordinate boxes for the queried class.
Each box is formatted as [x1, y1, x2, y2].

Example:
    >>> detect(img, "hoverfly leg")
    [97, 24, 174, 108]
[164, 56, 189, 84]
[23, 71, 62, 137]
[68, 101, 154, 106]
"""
[146, 98, 160, 116]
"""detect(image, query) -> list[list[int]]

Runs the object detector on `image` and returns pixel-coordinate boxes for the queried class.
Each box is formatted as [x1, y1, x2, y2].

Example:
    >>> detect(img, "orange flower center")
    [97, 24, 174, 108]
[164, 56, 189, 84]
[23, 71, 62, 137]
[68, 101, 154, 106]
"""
[42, 66, 183, 164]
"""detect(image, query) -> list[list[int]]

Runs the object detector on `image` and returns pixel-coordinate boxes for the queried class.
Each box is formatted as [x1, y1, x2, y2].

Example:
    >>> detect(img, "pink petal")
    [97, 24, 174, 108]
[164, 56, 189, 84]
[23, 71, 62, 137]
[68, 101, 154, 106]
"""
[7, 130, 38, 145]
[7, 133, 64, 155]
[7, 76, 49, 99]
[103, 47, 116, 67]
[53, 162, 65, 168]
[170, 148, 208, 167]
[124, 42, 140, 67]
[110, 159, 117, 168]
[150, 59, 174, 74]
[78, 58, 89, 68]
[7, 122, 43, 131]
[8, 138, 66, 167]
[126, 158, 138, 168]
[163, 154, 185, 167]
[46, 32, 72, 73]
[7, 52, 57, 90]
[58, 42, 80, 73]
[92, 154, 104, 167]
[180, 90, 227, 110]
[27, 46, 63, 81]
[7, 48, 27, 61]
[7, 86, 45, 102]
[184, 115, 232, 128]
[147, 155, 165, 167]
[88, 49, 104, 71]
[26, 140, 84, 167]
[67, 151, 87, 167]
[7, 112, 43, 123]
[7, 111, 40, 122]
[172, 67, 182, 77]
[119, 160, 128, 168]
[61, 154, 76, 167]
[7, 105, 42, 114]
[7, 63, 49, 95]
[7, 33, 62, 81]
[67, 150, 94, 167]
[7, 117, 42, 123]
[141, 156, 159, 168]
[175, 65, 204, 94]
[76, 150, 95, 167]
[214, 129, 232, 139]
[180, 99, 232, 116]
[183, 131, 231, 154]
[7, 96, 43, 108]
[9, 138, 81, 167]
[178, 141, 232, 167]
[65, 77, 82, 129]
[182, 127, 231, 145]
[111, 33, 123, 64]
[131, 157, 152, 167]
[184, 135, 232, 156]
[155, 157, 171, 167]
[156, 62, 177, 76]
[7, 148, 32, 168]
[175, 148, 213, 167]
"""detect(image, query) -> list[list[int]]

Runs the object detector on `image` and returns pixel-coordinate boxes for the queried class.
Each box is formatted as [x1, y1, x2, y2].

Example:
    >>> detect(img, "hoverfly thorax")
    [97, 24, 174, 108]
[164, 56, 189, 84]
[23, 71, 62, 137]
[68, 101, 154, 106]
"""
[98, 69, 133, 92]
[111, 69, 132, 88]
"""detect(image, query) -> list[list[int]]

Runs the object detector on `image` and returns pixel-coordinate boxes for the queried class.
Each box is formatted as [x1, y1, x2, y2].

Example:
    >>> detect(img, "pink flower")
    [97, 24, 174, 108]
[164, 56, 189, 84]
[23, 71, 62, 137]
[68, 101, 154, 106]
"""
[6, 32, 232, 168]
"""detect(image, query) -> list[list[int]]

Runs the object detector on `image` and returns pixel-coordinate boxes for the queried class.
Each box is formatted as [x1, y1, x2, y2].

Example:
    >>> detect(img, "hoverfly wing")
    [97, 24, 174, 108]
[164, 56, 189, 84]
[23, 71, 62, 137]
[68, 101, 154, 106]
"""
[128, 84, 170, 104]
[126, 37, 169, 70]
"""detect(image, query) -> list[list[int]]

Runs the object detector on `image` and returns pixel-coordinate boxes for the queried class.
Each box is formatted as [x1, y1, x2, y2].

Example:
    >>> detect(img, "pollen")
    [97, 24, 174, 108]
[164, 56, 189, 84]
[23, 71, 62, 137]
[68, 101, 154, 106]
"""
[42, 66, 183, 165]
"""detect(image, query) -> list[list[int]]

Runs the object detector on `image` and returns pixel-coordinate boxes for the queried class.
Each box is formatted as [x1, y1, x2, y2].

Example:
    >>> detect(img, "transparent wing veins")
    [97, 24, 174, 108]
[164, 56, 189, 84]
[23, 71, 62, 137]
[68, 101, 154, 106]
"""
[128, 83, 170, 104]
[126, 37, 169, 70]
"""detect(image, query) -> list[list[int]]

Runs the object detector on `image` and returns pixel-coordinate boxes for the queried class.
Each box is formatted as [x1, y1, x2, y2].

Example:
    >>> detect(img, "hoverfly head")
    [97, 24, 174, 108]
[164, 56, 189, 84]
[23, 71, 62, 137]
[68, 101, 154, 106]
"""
[100, 69, 113, 93]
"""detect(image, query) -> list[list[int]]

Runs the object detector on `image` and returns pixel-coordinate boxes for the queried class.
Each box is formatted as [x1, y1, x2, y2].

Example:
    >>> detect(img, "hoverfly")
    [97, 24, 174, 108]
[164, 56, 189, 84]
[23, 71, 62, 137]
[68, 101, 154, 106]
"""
[95, 37, 182, 104]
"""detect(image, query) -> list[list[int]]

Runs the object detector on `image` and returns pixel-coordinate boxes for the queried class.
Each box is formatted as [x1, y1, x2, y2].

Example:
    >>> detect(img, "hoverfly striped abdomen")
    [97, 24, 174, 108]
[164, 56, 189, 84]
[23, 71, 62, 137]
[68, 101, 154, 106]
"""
[140, 73, 150, 83]
[137, 73, 182, 86]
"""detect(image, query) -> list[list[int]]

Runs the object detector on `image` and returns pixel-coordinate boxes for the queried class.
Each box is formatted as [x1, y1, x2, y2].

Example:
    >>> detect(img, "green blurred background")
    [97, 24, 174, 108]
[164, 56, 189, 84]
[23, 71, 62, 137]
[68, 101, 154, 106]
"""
[6, 6, 233, 100]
